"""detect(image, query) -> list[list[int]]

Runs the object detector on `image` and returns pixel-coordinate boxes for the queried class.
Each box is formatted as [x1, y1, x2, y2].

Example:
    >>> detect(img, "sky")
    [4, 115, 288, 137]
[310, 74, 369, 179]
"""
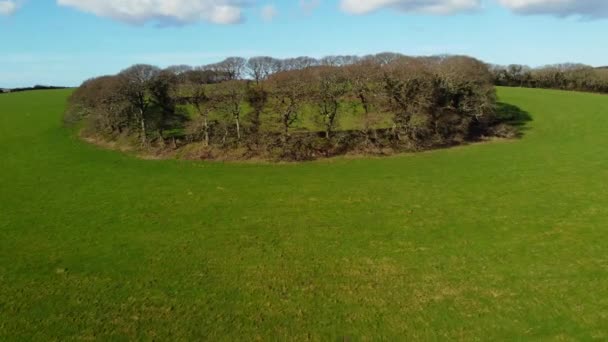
[1, 0, 607, 88]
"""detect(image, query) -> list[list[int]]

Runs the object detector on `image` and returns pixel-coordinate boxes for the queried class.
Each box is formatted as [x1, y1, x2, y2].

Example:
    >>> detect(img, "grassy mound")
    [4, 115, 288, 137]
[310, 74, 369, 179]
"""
[1, 87, 607, 339]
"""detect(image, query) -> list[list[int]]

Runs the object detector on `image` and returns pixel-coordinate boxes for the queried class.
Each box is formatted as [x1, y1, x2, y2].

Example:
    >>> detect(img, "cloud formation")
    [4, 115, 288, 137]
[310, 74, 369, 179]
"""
[6, 0, 608, 24]
[498, 0, 608, 18]
[261, 4, 277, 22]
[300, 0, 321, 14]
[340, 0, 480, 15]
[56, 0, 246, 25]
[0, 0, 18, 16]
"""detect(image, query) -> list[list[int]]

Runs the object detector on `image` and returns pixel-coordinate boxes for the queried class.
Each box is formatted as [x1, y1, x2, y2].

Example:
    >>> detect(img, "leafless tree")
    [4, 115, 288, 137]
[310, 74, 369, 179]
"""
[179, 70, 214, 146]
[210, 57, 247, 80]
[213, 80, 247, 141]
[320, 55, 360, 67]
[308, 67, 350, 139]
[118, 64, 161, 145]
[374, 52, 405, 66]
[267, 70, 308, 140]
[149, 70, 182, 145]
[382, 58, 435, 142]
[280, 56, 319, 71]
[247, 56, 281, 84]
[165, 65, 193, 77]
[345, 61, 382, 140]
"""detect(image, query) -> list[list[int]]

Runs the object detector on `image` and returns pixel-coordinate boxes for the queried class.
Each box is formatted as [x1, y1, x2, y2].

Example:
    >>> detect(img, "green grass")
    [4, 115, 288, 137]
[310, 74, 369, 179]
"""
[1, 87, 608, 340]
[188, 100, 391, 133]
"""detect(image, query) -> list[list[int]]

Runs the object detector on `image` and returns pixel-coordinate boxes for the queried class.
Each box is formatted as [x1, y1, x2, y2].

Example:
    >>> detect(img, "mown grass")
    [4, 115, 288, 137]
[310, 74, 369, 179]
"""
[1, 87, 608, 340]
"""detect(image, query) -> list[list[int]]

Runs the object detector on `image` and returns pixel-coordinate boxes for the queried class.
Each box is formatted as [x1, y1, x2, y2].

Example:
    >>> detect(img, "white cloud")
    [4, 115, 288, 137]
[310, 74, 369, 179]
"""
[56, 0, 246, 25]
[340, 0, 480, 15]
[261, 4, 277, 22]
[300, 0, 320, 14]
[499, 0, 608, 18]
[0, 0, 18, 16]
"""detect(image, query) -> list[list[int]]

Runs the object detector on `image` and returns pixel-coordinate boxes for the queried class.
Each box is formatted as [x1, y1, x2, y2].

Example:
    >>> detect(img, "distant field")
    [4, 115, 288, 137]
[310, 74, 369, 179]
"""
[1, 88, 607, 339]
[184, 99, 393, 133]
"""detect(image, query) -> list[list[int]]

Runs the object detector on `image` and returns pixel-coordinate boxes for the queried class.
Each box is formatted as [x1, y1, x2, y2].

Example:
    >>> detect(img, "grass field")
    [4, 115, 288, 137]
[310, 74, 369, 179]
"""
[1, 87, 608, 340]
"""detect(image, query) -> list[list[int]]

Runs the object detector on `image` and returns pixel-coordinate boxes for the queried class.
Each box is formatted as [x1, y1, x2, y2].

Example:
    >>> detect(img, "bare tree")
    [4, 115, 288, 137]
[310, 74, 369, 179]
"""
[320, 55, 341, 67]
[210, 57, 247, 81]
[433, 56, 497, 140]
[247, 56, 281, 84]
[66, 75, 131, 135]
[309, 67, 350, 139]
[280, 56, 319, 71]
[382, 58, 435, 142]
[214, 81, 247, 141]
[267, 70, 307, 140]
[118, 64, 161, 145]
[345, 61, 382, 140]
[180, 70, 215, 146]
[320, 55, 360, 67]
[373, 52, 404, 66]
[149, 70, 181, 145]
[245, 84, 269, 139]
[165, 65, 193, 77]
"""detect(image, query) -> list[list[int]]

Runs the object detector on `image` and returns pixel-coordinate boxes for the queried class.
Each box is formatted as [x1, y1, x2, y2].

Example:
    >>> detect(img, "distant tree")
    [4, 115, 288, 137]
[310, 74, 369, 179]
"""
[345, 61, 383, 140]
[319, 55, 341, 67]
[66, 75, 132, 134]
[434, 56, 496, 140]
[382, 58, 437, 143]
[267, 70, 308, 141]
[247, 56, 281, 84]
[280, 56, 319, 71]
[505, 65, 532, 87]
[246, 83, 269, 137]
[373, 52, 404, 66]
[309, 67, 350, 139]
[212, 57, 247, 80]
[165, 65, 193, 77]
[320, 55, 361, 67]
[118, 64, 161, 145]
[213, 81, 247, 141]
[149, 70, 182, 145]
[493, 61, 608, 101]
[180, 70, 214, 146]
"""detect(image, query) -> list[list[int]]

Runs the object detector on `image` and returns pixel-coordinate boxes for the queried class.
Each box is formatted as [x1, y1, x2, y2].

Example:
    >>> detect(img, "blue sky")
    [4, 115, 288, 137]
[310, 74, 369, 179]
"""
[1, 0, 607, 88]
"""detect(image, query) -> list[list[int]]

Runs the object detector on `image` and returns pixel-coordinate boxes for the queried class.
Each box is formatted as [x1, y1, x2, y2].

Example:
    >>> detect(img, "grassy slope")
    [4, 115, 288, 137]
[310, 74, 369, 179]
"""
[1, 88, 607, 340]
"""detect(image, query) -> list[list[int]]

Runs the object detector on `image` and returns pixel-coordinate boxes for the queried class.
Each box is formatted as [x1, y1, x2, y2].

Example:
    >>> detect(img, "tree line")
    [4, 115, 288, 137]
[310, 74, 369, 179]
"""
[65, 53, 518, 161]
[0, 85, 68, 94]
[491, 63, 608, 93]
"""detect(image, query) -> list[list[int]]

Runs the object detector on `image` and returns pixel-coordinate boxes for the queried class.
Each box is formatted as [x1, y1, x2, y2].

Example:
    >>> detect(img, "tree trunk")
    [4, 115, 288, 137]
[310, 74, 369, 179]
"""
[222, 127, 228, 146]
[235, 117, 241, 140]
[360, 94, 371, 143]
[283, 117, 289, 143]
[203, 116, 209, 147]
[157, 130, 165, 147]
[140, 109, 147, 146]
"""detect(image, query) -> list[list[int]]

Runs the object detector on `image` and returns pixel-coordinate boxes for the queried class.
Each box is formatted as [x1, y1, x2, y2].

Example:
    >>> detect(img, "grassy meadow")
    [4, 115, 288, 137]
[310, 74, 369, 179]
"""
[1, 87, 608, 339]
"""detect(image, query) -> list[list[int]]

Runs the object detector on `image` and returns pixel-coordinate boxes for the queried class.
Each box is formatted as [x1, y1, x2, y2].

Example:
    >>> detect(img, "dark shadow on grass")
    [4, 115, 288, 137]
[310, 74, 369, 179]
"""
[495, 102, 533, 137]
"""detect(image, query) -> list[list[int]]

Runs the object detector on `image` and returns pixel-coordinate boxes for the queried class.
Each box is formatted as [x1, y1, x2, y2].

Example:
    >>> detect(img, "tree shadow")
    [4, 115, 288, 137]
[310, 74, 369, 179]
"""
[495, 102, 533, 136]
